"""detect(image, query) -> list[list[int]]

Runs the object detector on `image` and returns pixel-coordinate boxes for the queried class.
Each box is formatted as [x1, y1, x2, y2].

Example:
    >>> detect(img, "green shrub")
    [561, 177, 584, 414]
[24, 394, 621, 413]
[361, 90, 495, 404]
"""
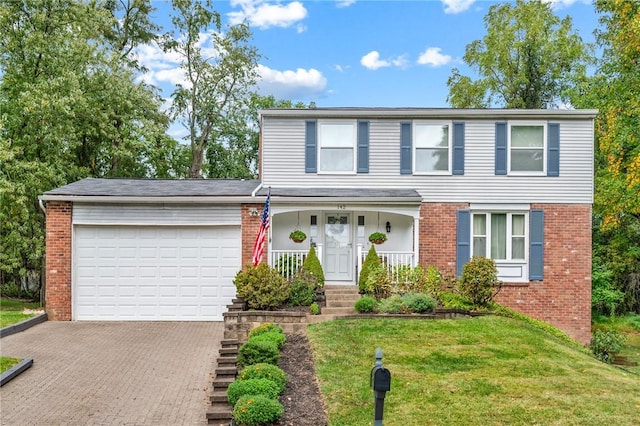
[591, 263, 625, 316]
[590, 329, 627, 363]
[364, 264, 392, 300]
[458, 257, 502, 307]
[302, 245, 325, 287]
[248, 322, 284, 339]
[249, 331, 286, 350]
[237, 339, 280, 367]
[226, 378, 281, 407]
[392, 264, 413, 289]
[286, 270, 317, 306]
[423, 265, 444, 297]
[238, 363, 287, 393]
[233, 394, 283, 426]
[359, 245, 381, 293]
[378, 295, 406, 314]
[309, 302, 320, 315]
[275, 253, 303, 278]
[439, 292, 474, 310]
[401, 292, 436, 313]
[354, 296, 378, 313]
[234, 264, 289, 310]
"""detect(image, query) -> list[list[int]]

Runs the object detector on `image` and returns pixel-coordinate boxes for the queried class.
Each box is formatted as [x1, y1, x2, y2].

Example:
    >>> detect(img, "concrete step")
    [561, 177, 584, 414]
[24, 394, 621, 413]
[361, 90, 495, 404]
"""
[212, 376, 235, 390]
[206, 404, 232, 422]
[326, 299, 359, 308]
[324, 287, 359, 294]
[220, 339, 238, 348]
[321, 307, 356, 315]
[210, 390, 229, 403]
[219, 347, 238, 356]
[215, 366, 237, 377]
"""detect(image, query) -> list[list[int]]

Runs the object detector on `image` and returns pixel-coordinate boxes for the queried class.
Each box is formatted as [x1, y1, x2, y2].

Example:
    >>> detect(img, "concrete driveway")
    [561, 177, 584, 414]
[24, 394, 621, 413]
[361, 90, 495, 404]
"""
[1, 321, 223, 425]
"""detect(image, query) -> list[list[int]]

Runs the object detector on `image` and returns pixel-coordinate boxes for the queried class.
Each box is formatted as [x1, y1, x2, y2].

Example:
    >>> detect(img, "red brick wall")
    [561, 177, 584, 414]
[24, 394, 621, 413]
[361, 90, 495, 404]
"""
[241, 203, 268, 269]
[45, 201, 73, 321]
[419, 202, 592, 345]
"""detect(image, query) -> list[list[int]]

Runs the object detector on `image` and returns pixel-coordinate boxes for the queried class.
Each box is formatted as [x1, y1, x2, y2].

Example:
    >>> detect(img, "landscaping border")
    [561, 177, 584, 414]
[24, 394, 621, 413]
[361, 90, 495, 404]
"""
[0, 312, 48, 338]
[0, 358, 33, 387]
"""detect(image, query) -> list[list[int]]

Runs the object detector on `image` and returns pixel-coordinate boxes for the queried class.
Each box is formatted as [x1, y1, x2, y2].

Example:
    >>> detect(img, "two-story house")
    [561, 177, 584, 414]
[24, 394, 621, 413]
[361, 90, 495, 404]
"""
[41, 108, 595, 344]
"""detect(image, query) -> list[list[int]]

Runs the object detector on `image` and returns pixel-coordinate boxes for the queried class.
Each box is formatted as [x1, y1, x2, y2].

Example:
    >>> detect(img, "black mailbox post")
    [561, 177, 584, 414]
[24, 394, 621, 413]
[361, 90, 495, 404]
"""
[370, 348, 391, 426]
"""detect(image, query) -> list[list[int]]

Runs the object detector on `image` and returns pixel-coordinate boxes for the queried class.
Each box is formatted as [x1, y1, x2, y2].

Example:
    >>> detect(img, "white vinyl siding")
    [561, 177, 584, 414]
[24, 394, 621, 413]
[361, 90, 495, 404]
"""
[73, 204, 241, 225]
[414, 122, 451, 174]
[261, 117, 594, 204]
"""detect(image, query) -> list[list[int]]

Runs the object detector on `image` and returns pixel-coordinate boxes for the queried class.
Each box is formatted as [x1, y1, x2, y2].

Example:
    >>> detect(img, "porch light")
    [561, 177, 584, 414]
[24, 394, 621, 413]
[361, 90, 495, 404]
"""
[386, 221, 391, 233]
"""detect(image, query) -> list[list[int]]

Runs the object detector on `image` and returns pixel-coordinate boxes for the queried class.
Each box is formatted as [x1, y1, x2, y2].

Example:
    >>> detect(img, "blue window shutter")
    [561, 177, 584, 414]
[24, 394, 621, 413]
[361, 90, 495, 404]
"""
[456, 210, 471, 278]
[530, 209, 544, 281]
[357, 120, 370, 173]
[305, 120, 317, 173]
[400, 122, 412, 175]
[547, 123, 560, 177]
[495, 122, 507, 175]
[452, 122, 465, 175]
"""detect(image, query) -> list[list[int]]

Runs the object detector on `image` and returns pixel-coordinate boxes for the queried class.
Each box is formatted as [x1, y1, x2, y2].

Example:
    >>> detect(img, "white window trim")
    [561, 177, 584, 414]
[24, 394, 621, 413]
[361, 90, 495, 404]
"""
[317, 120, 357, 175]
[412, 120, 452, 175]
[507, 121, 546, 176]
[471, 211, 529, 263]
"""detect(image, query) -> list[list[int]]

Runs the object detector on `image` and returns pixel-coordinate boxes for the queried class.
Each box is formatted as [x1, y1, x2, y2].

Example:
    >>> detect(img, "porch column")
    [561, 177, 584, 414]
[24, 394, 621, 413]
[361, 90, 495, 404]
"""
[413, 216, 420, 267]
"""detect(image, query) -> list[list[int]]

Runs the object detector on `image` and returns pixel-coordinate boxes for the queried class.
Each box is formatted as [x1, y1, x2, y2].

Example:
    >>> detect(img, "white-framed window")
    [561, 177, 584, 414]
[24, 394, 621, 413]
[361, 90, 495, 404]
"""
[509, 122, 546, 174]
[413, 121, 451, 174]
[318, 121, 356, 173]
[472, 212, 527, 261]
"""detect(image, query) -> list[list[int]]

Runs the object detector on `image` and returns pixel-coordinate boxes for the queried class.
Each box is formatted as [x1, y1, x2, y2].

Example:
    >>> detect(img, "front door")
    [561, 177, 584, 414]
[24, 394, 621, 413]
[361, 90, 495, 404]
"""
[324, 214, 352, 281]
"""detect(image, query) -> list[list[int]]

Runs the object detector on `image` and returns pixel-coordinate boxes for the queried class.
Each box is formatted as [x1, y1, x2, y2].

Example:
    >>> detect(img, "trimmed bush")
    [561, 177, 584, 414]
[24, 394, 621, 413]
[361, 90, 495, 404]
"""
[227, 378, 281, 407]
[401, 292, 436, 313]
[249, 331, 286, 350]
[233, 394, 283, 426]
[287, 270, 317, 306]
[359, 245, 381, 293]
[248, 322, 284, 339]
[378, 295, 406, 314]
[302, 245, 325, 287]
[238, 363, 287, 394]
[310, 302, 320, 315]
[364, 264, 392, 300]
[355, 296, 378, 313]
[237, 339, 280, 367]
[234, 263, 289, 310]
[590, 329, 627, 363]
[458, 256, 502, 306]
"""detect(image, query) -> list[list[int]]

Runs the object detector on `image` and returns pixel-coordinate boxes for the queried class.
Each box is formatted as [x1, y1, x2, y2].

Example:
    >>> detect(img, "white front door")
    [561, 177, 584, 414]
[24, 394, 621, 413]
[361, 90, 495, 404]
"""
[324, 214, 352, 281]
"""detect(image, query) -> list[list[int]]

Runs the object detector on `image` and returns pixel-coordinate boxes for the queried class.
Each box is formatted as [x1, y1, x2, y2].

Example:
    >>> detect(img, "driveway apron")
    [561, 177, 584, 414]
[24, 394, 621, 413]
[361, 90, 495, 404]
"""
[0, 321, 223, 425]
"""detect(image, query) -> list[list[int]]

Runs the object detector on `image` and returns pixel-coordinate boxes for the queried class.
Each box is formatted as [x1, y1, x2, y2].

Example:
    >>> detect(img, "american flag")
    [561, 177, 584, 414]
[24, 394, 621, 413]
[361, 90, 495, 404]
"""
[251, 189, 271, 266]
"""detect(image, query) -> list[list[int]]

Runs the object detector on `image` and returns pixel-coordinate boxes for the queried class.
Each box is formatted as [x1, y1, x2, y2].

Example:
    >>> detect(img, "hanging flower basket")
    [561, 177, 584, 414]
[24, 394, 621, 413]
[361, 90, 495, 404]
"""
[368, 232, 387, 245]
[289, 230, 307, 243]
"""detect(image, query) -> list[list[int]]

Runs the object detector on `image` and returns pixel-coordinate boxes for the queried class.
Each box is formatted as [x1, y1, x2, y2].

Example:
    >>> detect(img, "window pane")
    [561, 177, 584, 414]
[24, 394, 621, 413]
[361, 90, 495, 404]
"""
[491, 214, 507, 259]
[512, 215, 525, 235]
[320, 124, 354, 147]
[473, 237, 486, 257]
[473, 215, 486, 235]
[415, 125, 449, 148]
[512, 237, 525, 259]
[511, 126, 543, 147]
[511, 149, 543, 172]
[320, 148, 353, 171]
[415, 148, 448, 171]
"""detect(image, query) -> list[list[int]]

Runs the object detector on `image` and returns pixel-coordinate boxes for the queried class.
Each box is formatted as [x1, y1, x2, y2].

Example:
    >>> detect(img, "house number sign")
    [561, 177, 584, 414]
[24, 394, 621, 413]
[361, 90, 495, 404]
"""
[337, 204, 346, 210]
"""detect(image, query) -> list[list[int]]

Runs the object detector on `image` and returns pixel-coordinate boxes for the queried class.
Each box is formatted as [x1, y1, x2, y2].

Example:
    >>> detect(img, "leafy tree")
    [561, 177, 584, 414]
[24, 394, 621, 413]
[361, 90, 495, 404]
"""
[447, 0, 592, 108]
[162, 0, 260, 178]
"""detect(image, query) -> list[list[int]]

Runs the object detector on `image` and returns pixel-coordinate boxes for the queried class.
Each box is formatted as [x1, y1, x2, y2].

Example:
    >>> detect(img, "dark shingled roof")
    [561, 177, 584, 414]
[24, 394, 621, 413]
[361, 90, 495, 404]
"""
[44, 178, 261, 197]
[257, 187, 421, 199]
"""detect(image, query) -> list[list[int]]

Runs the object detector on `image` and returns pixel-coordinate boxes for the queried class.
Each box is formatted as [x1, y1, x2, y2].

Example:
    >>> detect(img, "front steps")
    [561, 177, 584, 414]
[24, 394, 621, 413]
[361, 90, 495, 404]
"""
[312, 285, 360, 317]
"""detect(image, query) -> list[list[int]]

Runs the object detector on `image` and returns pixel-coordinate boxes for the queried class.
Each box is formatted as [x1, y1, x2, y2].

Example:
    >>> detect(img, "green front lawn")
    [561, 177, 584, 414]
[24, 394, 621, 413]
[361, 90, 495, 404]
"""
[1, 357, 21, 374]
[0, 298, 41, 329]
[307, 316, 640, 426]
[593, 313, 640, 375]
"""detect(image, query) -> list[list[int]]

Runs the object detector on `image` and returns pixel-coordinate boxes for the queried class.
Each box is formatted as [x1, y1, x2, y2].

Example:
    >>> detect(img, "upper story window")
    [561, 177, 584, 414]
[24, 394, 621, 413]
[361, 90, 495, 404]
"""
[414, 122, 451, 174]
[472, 212, 527, 261]
[318, 122, 356, 173]
[509, 122, 546, 174]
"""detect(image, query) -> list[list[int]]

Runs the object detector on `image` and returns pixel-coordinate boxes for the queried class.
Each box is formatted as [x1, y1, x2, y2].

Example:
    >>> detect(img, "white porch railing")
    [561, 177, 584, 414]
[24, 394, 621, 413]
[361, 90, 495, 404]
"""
[270, 245, 323, 280]
[357, 245, 415, 283]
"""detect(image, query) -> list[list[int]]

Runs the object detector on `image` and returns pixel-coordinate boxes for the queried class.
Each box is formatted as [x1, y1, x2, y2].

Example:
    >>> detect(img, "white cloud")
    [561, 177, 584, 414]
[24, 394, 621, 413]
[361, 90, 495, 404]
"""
[441, 0, 475, 14]
[257, 64, 327, 100]
[542, 0, 590, 9]
[417, 47, 452, 67]
[360, 51, 409, 70]
[336, 0, 356, 8]
[228, 0, 307, 30]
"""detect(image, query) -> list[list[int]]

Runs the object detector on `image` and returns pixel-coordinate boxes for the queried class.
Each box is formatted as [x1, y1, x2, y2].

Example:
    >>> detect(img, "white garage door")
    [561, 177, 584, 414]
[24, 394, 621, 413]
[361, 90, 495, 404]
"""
[74, 226, 240, 321]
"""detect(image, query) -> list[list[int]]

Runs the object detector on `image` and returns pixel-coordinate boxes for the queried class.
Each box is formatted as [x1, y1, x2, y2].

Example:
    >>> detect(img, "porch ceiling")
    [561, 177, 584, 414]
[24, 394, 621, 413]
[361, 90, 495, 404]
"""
[256, 187, 422, 203]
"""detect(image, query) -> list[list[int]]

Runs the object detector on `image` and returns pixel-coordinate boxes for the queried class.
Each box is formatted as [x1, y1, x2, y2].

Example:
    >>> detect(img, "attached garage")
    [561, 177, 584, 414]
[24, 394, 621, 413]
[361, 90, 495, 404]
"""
[40, 178, 262, 322]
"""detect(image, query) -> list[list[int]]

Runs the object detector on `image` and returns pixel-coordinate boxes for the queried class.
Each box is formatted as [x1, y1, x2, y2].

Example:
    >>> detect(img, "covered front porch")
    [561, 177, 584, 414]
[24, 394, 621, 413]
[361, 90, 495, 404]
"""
[262, 188, 422, 284]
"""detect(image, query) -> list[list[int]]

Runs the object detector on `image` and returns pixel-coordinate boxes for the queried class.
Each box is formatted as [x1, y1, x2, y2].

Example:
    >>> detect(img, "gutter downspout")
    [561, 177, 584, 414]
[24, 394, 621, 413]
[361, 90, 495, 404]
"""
[251, 182, 263, 198]
[38, 197, 46, 214]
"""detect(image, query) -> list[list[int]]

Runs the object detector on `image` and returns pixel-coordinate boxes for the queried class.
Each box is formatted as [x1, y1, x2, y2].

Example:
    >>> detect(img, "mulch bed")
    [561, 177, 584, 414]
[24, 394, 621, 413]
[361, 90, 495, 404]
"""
[275, 333, 328, 426]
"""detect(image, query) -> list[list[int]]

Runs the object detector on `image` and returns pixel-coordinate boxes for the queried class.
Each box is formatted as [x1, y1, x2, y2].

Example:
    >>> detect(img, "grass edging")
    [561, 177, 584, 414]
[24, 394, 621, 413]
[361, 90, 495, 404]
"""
[0, 313, 48, 338]
[0, 358, 33, 387]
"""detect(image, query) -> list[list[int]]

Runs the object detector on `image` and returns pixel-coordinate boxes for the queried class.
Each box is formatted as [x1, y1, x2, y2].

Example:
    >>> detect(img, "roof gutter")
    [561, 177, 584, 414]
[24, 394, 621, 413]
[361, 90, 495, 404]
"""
[38, 197, 46, 214]
[251, 182, 263, 198]
[38, 195, 265, 204]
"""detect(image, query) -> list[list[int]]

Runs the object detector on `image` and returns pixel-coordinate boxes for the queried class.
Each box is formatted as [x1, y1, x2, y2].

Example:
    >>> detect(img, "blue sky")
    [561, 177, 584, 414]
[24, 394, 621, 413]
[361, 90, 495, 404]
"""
[140, 0, 600, 114]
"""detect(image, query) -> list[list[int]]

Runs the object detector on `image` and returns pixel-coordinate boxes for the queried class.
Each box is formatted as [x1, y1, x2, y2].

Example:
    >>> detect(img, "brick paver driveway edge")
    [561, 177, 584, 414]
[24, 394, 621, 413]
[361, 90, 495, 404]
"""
[0, 321, 223, 426]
